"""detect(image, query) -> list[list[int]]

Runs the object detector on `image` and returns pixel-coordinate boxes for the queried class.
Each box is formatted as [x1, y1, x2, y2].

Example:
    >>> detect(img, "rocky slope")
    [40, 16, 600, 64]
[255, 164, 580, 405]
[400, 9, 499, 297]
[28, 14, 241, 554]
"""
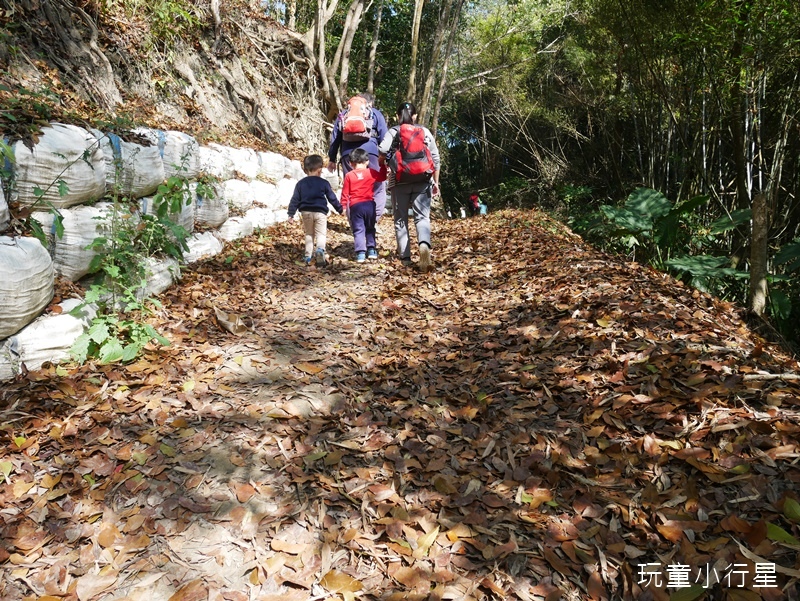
[0, 0, 322, 156]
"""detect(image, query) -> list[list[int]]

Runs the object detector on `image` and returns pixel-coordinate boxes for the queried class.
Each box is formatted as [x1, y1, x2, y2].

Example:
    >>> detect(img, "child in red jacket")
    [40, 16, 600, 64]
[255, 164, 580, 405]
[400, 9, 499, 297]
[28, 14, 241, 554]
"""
[340, 148, 387, 262]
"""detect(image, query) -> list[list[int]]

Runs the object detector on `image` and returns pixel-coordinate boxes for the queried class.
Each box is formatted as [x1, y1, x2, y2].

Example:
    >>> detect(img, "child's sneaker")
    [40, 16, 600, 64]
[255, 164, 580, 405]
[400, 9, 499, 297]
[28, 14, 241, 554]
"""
[315, 248, 327, 267]
[367, 248, 378, 260]
[356, 251, 366, 263]
[419, 243, 432, 273]
[303, 256, 312, 266]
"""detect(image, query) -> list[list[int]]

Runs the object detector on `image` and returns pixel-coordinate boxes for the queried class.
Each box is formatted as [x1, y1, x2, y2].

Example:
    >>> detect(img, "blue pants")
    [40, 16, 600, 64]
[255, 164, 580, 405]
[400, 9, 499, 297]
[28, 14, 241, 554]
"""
[349, 201, 377, 253]
[342, 153, 387, 222]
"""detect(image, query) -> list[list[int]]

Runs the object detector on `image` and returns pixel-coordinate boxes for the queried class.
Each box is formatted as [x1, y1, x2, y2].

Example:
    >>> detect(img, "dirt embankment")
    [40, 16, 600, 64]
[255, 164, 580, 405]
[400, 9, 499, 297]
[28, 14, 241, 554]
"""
[0, 0, 322, 156]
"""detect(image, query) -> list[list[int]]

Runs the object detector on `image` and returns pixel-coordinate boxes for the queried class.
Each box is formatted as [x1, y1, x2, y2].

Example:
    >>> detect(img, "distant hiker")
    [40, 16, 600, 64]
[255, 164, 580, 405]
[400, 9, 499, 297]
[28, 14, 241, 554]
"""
[287, 154, 343, 267]
[479, 200, 488, 216]
[379, 101, 440, 273]
[328, 92, 389, 223]
[469, 192, 480, 216]
[341, 148, 387, 263]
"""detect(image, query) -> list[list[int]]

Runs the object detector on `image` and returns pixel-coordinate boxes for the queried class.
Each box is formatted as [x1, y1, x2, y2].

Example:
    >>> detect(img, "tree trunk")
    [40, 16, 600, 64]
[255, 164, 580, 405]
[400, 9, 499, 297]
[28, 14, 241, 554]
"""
[366, 0, 385, 96]
[286, 0, 297, 30]
[749, 192, 769, 316]
[417, 0, 456, 126]
[406, 0, 425, 101]
[307, 0, 343, 117]
[332, 0, 367, 102]
[729, 0, 751, 213]
[430, 0, 464, 134]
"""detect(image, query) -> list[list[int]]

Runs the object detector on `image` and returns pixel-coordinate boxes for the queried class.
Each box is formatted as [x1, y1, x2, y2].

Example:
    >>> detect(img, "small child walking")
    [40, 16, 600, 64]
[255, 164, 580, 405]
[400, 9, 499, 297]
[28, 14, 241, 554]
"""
[287, 154, 344, 266]
[340, 148, 387, 262]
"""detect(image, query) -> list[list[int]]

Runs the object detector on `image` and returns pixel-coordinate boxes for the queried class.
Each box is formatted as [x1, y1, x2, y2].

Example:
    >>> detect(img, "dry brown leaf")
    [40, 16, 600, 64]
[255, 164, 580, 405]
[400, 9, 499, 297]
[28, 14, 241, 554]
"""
[271, 539, 308, 554]
[293, 361, 326, 374]
[167, 579, 207, 601]
[320, 570, 363, 601]
[76, 566, 119, 601]
[97, 523, 121, 548]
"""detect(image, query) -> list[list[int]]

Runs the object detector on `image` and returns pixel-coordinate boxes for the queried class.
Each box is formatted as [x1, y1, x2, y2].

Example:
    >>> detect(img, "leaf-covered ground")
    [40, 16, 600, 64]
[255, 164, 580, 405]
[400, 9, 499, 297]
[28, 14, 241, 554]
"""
[2, 209, 800, 601]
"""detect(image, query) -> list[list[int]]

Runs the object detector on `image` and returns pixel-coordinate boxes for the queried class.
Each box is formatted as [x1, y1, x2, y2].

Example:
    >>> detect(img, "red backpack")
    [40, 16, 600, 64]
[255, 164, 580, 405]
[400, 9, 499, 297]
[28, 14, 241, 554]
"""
[389, 124, 435, 183]
[341, 96, 374, 142]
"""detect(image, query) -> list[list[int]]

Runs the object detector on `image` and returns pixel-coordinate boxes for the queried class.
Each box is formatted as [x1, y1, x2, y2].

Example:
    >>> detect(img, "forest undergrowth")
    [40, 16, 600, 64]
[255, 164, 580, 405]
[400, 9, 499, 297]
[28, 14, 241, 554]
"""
[1, 209, 800, 601]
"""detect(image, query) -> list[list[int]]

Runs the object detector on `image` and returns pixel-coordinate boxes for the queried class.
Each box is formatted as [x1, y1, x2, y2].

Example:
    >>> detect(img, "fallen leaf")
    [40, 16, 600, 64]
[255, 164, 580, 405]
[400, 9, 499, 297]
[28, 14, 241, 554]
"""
[76, 566, 119, 601]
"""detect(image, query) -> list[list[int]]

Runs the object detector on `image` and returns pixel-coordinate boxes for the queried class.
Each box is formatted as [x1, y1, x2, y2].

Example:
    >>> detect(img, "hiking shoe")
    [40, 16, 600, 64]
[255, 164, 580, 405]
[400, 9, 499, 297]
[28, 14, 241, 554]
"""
[303, 256, 312, 266]
[399, 257, 412, 267]
[356, 251, 366, 263]
[315, 248, 327, 267]
[419, 243, 431, 273]
[367, 248, 378, 260]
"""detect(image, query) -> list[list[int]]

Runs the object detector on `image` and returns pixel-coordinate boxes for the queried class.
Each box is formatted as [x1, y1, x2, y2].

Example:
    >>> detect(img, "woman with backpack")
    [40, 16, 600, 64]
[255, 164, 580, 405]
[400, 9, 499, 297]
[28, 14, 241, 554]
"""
[378, 101, 441, 273]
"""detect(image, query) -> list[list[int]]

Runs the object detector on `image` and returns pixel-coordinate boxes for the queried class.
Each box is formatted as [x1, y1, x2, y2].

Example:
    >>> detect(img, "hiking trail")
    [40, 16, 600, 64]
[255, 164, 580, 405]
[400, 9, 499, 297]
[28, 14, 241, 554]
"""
[2, 209, 800, 601]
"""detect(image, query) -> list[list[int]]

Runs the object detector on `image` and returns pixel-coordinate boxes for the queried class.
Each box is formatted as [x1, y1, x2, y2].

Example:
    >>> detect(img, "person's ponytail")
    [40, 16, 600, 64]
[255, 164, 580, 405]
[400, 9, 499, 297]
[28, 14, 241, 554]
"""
[396, 101, 417, 125]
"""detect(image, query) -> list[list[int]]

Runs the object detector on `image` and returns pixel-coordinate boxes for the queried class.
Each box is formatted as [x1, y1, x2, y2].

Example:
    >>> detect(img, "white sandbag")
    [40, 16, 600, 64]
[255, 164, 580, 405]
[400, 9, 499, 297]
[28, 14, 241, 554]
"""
[167, 131, 200, 180]
[134, 128, 200, 180]
[13, 123, 106, 209]
[209, 144, 260, 180]
[90, 129, 164, 199]
[2, 299, 95, 376]
[0, 236, 54, 339]
[217, 217, 253, 241]
[184, 232, 223, 263]
[276, 178, 298, 209]
[244, 207, 276, 229]
[322, 167, 340, 191]
[0, 344, 13, 381]
[139, 187, 195, 234]
[32, 203, 113, 282]
[257, 151, 286, 181]
[283, 156, 294, 179]
[198, 145, 234, 180]
[0, 184, 9, 231]
[138, 257, 180, 300]
[287, 159, 305, 180]
[251, 180, 280, 210]
[219, 179, 254, 212]
[194, 182, 229, 228]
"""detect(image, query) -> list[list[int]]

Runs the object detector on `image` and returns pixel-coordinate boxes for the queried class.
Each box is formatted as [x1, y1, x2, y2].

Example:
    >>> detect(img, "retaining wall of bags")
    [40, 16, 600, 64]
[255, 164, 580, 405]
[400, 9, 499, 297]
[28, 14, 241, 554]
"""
[0, 122, 341, 380]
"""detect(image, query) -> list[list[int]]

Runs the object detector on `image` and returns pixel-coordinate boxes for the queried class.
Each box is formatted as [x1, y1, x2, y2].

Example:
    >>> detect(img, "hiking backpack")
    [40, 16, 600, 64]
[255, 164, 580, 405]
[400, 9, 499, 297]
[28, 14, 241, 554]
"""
[389, 124, 435, 184]
[341, 96, 375, 142]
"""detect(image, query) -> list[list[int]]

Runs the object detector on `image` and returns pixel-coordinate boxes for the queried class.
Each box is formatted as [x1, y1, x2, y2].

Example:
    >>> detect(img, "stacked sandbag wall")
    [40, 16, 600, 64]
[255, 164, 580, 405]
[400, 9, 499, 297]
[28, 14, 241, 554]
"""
[0, 122, 341, 380]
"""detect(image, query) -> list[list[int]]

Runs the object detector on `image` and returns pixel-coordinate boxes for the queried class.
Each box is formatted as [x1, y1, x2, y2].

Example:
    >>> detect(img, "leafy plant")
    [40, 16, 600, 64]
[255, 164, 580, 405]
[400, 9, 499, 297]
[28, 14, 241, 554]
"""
[70, 201, 180, 364]
[597, 187, 709, 266]
[69, 136, 197, 364]
[774, 238, 800, 273]
[71, 312, 169, 364]
[769, 239, 800, 346]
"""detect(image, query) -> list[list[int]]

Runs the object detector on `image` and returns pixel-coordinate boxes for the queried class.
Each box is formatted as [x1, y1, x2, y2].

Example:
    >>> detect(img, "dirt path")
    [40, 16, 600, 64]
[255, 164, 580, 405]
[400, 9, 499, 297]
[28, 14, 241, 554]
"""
[2, 210, 800, 601]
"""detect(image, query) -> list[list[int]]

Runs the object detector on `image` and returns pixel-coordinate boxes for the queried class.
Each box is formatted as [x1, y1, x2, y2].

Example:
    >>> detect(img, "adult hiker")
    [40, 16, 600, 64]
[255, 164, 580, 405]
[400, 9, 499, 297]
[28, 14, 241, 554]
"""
[327, 92, 389, 221]
[378, 101, 441, 273]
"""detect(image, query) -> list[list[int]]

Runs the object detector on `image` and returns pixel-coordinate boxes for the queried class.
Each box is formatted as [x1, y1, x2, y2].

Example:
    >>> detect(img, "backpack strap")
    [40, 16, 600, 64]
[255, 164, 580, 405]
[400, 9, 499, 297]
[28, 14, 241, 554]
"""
[387, 125, 402, 155]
